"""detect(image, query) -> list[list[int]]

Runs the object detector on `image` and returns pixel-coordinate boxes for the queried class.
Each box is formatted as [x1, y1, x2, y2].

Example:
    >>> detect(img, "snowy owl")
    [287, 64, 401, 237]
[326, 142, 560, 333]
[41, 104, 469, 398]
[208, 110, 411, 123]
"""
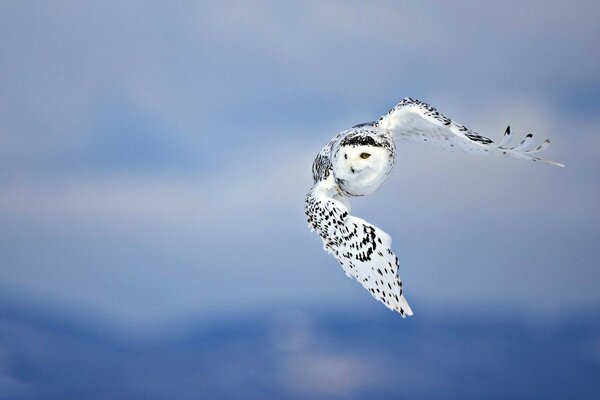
[305, 98, 563, 317]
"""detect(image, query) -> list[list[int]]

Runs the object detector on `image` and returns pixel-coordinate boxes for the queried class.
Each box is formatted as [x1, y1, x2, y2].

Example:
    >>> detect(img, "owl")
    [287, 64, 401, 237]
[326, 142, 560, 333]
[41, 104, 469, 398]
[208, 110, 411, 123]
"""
[305, 98, 563, 317]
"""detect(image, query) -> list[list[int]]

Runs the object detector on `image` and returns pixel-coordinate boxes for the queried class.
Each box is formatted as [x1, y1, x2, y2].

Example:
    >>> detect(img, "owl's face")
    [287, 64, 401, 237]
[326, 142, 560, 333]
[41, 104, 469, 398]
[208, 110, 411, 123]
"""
[333, 143, 394, 196]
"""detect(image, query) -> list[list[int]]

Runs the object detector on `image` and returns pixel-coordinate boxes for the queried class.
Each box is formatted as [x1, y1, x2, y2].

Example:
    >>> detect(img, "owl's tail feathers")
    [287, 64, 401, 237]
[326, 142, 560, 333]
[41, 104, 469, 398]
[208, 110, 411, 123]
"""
[397, 295, 413, 318]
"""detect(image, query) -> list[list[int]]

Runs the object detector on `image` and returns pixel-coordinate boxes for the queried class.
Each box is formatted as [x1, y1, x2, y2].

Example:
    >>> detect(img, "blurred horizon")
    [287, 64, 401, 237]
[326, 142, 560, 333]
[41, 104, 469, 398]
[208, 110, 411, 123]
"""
[2, 297, 600, 399]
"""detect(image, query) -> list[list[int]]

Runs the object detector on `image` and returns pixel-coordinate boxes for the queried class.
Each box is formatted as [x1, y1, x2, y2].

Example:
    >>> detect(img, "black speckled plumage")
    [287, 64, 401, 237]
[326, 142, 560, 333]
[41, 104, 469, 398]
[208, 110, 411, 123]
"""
[305, 97, 563, 317]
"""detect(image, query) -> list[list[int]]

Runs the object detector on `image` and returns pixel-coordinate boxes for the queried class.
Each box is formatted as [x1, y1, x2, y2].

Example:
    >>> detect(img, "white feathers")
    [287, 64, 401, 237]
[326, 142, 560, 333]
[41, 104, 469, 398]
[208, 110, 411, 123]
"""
[305, 175, 413, 317]
[529, 139, 552, 155]
[378, 98, 564, 167]
[305, 97, 563, 318]
[332, 143, 394, 196]
[497, 126, 513, 148]
[513, 133, 535, 151]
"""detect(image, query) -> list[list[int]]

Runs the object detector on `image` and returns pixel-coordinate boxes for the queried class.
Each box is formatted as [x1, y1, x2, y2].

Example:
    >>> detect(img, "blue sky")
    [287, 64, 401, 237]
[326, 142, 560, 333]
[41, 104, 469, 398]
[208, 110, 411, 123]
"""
[1, 1, 599, 337]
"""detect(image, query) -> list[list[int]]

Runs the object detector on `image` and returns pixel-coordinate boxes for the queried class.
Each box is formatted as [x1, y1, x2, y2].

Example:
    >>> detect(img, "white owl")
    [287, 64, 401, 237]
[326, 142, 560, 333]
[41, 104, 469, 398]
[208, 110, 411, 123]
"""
[305, 98, 563, 318]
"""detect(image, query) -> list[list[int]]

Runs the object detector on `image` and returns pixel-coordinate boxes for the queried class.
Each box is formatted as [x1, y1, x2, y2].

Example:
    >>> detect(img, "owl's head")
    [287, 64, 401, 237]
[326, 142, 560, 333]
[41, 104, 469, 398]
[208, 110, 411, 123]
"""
[332, 132, 395, 196]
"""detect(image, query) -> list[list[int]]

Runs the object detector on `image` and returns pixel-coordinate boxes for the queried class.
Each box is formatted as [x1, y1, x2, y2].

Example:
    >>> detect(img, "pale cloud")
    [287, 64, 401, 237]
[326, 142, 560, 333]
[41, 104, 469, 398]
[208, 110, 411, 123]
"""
[1, 98, 598, 332]
[0, 1, 599, 333]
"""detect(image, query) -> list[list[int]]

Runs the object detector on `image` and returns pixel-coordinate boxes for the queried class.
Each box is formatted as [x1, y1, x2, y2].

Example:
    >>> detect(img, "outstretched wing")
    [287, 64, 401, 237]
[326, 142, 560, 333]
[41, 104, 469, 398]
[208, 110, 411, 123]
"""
[377, 98, 564, 167]
[305, 178, 413, 317]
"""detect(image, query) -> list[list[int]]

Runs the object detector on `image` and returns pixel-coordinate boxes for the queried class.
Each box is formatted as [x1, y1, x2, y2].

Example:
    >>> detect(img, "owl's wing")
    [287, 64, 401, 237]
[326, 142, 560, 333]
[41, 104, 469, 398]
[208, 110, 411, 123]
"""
[305, 179, 413, 317]
[377, 98, 564, 167]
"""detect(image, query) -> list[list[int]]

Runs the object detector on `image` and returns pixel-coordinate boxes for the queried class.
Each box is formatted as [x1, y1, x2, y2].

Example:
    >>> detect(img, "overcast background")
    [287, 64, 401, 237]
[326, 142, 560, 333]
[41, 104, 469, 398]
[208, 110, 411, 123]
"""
[1, 1, 599, 399]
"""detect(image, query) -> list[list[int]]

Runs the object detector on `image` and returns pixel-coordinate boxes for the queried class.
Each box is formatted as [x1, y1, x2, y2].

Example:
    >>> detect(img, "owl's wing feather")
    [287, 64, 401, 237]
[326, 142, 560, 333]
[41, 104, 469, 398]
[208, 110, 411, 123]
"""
[377, 98, 564, 167]
[305, 178, 412, 317]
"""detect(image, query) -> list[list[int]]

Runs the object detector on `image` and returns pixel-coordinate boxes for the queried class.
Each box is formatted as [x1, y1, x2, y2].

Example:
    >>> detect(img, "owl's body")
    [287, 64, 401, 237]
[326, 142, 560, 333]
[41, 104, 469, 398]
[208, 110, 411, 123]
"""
[305, 98, 562, 317]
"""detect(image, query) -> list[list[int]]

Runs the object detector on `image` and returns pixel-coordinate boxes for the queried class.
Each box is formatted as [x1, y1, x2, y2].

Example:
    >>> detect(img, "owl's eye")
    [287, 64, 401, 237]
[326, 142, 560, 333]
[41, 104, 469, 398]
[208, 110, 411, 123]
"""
[360, 152, 371, 159]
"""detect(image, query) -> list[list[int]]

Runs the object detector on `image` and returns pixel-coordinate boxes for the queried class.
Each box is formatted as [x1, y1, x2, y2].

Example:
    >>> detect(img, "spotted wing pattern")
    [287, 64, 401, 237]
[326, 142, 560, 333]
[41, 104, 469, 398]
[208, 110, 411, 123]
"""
[377, 98, 564, 167]
[305, 176, 413, 317]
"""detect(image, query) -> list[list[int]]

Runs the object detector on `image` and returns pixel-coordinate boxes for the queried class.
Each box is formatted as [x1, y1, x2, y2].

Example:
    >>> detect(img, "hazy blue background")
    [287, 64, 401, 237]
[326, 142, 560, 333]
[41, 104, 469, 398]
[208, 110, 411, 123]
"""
[1, 1, 599, 398]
